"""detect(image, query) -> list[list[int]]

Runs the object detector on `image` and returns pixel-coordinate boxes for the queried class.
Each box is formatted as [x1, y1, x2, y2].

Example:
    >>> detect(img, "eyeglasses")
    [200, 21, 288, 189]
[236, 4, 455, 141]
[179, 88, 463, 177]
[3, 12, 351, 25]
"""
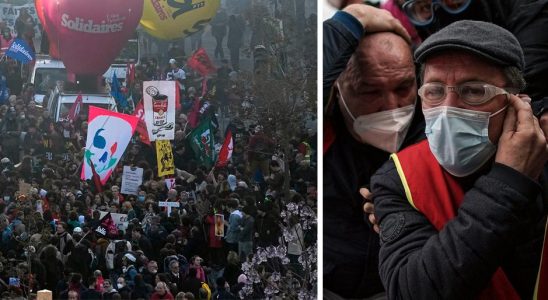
[418, 82, 517, 106]
[402, 0, 472, 26]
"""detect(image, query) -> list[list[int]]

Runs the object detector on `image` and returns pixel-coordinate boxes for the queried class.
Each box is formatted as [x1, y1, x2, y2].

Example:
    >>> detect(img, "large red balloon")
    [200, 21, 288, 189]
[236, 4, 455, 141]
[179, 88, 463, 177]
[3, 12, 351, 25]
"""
[41, 0, 143, 75]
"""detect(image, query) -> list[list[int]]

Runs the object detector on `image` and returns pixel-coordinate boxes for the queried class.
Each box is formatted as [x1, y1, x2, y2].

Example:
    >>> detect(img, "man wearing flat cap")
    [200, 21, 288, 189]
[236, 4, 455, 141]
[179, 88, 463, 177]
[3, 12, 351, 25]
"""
[371, 20, 548, 299]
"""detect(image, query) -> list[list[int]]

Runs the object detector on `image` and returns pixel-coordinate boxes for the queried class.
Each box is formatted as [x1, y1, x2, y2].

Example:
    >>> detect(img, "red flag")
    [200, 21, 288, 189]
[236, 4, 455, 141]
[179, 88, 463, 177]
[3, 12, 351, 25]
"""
[126, 62, 135, 86]
[187, 96, 201, 128]
[187, 48, 216, 76]
[66, 93, 83, 122]
[87, 156, 103, 193]
[216, 128, 233, 167]
[133, 101, 151, 145]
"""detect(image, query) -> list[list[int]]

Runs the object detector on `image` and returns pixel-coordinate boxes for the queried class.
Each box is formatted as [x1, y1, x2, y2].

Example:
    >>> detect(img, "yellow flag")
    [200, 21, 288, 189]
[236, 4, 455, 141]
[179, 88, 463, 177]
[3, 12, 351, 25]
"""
[156, 140, 175, 177]
[140, 0, 221, 40]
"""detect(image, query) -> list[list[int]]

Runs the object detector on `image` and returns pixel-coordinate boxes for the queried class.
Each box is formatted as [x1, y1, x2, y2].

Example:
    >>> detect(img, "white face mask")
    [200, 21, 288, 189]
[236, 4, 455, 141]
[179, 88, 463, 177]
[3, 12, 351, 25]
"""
[338, 85, 415, 153]
[423, 105, 507, 177]
[117, 283, 124, 289]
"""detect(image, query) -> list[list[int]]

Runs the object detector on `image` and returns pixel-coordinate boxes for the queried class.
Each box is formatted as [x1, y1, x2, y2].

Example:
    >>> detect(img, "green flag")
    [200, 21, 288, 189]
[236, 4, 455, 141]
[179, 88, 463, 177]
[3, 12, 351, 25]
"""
[189, 118, 216, 168]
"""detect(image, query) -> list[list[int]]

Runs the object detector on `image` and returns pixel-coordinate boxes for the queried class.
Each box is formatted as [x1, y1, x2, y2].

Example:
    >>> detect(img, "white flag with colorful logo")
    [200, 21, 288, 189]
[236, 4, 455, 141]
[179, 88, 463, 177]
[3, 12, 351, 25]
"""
[81, 106, 138, 184]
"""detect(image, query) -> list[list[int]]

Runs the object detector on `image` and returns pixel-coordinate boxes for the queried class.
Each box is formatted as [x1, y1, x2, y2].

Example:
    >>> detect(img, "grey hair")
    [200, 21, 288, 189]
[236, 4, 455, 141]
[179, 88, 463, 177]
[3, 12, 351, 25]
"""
[418, 64, 526, 91]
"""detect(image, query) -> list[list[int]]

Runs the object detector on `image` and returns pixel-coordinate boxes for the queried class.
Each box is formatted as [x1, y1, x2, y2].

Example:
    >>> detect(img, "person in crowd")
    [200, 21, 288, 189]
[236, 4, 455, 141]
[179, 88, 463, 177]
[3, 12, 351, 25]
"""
[182, 268, 202, 298]
[323, 4, 417, 299]
[247, 125, 275, 179]
[166, 59, 187, 94]
[143, 260, 159, 286]
[151, 281, 174, 300]
[131, 273, 154, 299]
[167, 259, 184, 294]
[237, 206, 254, 261]
[399, 0, 548, 142]
[372, 20, 547, 299]
[0, 12, 316, 298]
[211, 9, 228, 59]
[81, 276, 102, 300]
[212, 277, 236, 299]
[102, 279, 118, 299]
[223, 199, 242, 254]
[226, 15, 245, 71]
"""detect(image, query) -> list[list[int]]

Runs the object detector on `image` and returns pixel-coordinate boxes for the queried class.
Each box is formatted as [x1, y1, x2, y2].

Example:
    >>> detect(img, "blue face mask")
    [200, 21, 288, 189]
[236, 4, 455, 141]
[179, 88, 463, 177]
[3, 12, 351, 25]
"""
[138, 195, 145, 202]
[423, 105, 506, 177]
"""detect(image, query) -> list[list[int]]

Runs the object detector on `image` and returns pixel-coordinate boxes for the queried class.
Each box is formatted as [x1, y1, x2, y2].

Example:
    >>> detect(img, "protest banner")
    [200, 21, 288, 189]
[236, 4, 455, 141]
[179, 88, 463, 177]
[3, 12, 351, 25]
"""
[81, 106, 138, 185]
[121, 166, 143, 195]
[0, 3, 42, 39]
[159, 201, 179, 216]
[98, 211, 128, 233]
[156, 140, 175, 177]
[143, 81, 176, 141]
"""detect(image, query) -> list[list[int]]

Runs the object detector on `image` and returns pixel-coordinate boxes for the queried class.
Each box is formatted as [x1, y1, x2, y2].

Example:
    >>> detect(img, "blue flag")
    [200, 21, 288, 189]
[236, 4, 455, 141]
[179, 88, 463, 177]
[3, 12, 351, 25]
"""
[110, 72, 128, 109]
[5, 38, 34, 64]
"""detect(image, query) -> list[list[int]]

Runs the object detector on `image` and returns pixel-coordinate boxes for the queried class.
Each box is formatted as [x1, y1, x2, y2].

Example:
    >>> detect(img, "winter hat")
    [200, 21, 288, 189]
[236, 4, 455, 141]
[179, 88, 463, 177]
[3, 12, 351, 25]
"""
[415, 20, 524, 71]
[124, 253, 136, 263]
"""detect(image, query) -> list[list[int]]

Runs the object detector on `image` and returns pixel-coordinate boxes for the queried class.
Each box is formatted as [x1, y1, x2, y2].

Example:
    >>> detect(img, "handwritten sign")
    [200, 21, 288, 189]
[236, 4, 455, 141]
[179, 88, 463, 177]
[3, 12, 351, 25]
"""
[159, 201, 179, 216]
[121, 166, 143, 195]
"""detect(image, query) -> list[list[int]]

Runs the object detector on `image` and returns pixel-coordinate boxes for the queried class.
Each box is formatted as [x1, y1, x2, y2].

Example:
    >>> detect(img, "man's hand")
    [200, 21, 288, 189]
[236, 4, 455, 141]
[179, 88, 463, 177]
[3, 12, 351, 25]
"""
[495, 95, 548, 179]
[540, 112, 548, 140]
[343, 4, 411, 44]
[360, 187, 379, 233]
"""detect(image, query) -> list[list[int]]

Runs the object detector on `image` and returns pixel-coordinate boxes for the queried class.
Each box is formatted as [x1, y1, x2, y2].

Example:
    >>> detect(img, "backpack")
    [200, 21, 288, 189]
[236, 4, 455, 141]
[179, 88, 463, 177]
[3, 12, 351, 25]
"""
[106, 240, 132, 270]
[200, 282, 212, 300]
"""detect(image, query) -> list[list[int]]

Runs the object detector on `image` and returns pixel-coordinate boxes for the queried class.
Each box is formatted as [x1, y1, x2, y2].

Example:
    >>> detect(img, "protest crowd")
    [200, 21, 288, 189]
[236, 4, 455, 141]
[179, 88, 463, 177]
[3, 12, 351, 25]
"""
[0, 3, 318, 299]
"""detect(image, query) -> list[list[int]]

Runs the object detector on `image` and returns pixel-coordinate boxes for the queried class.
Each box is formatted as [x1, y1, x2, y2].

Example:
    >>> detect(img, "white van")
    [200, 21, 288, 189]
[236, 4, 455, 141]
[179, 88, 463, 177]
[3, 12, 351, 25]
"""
[30, 55, 67, 105]
[47, 86, 117, 122]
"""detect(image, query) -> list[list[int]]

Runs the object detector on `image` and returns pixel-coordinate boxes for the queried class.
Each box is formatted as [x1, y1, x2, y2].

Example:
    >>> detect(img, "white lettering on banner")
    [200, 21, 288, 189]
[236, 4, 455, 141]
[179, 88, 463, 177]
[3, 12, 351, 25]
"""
[61, 13, 124, 33]
[159, 201, 179, 216]
[95, 226, 106, 235]
[0, 4, 41, 38]
[9, 41, 32, 60]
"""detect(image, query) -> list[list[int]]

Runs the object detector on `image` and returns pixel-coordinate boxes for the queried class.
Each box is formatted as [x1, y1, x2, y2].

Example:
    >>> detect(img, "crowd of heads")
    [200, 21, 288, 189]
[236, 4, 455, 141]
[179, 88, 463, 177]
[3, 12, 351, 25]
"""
[0, 34, 317, 299]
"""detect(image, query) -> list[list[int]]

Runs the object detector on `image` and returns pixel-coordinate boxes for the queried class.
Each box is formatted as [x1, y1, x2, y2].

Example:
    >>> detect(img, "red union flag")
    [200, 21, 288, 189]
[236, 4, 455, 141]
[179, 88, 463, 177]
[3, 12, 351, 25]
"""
[66, 93, 83, 122]
[133, 101, 151, 145]
[216, 128, 233, 167]
[187, 48, 216, 76]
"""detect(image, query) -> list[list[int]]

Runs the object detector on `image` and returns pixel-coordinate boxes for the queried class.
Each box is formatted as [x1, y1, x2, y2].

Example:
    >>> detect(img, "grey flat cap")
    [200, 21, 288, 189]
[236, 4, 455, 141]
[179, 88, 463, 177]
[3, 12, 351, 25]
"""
[415, 20, 524, 71]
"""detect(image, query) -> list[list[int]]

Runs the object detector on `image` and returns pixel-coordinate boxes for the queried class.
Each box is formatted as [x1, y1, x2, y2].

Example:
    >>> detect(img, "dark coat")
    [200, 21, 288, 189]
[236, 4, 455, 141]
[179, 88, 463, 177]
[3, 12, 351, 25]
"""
[371, 160, 547, 299]
[322, 11, 425, 299]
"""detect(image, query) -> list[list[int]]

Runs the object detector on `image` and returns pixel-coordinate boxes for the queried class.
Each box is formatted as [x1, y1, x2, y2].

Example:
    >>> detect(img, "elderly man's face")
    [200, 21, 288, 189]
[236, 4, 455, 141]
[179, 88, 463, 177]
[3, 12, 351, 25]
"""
[422, 51, 509, 144]
[337, 33, 416, 141]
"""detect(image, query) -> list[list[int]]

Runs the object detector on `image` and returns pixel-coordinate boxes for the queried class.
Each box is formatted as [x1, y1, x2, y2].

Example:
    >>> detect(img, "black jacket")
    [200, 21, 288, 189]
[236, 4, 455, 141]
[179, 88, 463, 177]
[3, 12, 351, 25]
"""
[323, 11, 426, 299]
[371, 159, 547, 300]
